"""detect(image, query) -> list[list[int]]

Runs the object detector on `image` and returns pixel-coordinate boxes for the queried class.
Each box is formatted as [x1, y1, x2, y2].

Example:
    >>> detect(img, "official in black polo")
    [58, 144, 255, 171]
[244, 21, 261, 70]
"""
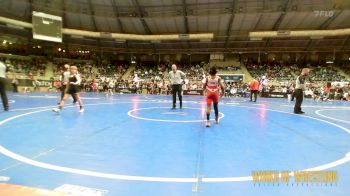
[0, 59, 9, 111]
[294, 68, 310, 114]
[168, 64, 186, 109]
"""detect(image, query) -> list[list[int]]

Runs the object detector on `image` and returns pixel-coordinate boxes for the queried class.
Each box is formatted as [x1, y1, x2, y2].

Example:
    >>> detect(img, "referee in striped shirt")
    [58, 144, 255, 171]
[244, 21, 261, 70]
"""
[168, 64, 186, 109]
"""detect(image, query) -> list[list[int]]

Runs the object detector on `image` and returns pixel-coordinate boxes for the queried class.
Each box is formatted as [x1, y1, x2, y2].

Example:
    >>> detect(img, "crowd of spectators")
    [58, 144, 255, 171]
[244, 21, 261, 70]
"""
[246, 60, 347, 84]
[246, 61, 297, 83]
[52, 59, 94, 77]
[308, 65, 347, 82]
[3, 57, 47, 76]
[1, 53, 349, 101]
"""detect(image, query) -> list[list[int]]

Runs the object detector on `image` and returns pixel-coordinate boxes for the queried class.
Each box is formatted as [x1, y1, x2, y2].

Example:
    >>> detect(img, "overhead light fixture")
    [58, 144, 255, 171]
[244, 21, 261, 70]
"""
[250, 37, 262, 41]
[0, 15, 214, 41]
[42, 20, 50, 25]
[277, 31, 291, 36]
[326, 61, 334, 64]
[178, 34, 190, 40]
[115, 39, 126, 43]
[310, 36, 324, 39]
[6, 24, 24, 29]
[71, 35, 84, 39]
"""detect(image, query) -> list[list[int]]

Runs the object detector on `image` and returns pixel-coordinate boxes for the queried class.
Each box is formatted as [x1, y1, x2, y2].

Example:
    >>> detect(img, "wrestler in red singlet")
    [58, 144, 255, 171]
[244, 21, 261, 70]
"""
[203, 66, 225, 127]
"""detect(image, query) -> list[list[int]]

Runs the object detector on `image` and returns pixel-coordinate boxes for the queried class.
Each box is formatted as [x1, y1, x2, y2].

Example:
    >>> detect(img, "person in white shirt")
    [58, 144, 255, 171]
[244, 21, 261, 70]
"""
[11, 76, 19, 93]
[59, 64, 77, 104]
[168, 64, 186, 109]
[107, 80, 115, 96]
[0, 59, 9, 111]
[191, 83, 197, 90]
[133, 74, 141, 89]
[259, 76, 269, 97]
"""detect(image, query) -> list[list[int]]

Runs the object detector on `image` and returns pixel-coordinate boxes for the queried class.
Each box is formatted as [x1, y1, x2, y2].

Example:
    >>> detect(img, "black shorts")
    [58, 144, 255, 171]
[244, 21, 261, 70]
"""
[67, 85, 80, 94]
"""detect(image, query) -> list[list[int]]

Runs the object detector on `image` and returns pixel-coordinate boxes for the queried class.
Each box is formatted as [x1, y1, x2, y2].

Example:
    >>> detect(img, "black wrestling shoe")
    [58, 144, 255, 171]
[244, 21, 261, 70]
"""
[215, 117, 219, 124]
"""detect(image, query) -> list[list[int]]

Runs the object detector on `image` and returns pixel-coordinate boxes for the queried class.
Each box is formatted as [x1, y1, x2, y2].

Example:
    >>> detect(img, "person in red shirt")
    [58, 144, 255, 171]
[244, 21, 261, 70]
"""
[203, 66, 225, 127]
[91, 80, 98, 92]
[250, 78, 260, 102]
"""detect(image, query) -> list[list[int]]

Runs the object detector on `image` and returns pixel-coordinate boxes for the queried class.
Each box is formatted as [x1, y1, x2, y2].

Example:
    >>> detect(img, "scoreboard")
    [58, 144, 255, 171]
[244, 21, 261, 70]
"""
[32, 11, 62, 43]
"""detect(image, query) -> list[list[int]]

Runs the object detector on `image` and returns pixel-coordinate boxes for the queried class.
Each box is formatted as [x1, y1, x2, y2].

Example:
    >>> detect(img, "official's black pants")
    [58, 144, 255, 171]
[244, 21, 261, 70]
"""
[294, 89, 303, 113]
[0, 77, 9, 110]
[250, 90, 258, 102]
[172, 84, 182, 108]
[12, 83, 18, 92]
